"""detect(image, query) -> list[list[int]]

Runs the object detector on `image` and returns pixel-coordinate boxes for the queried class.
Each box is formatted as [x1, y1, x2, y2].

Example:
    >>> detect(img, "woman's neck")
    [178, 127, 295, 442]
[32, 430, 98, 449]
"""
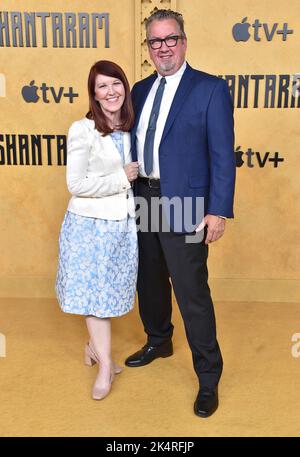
[105, 111, 121, 130]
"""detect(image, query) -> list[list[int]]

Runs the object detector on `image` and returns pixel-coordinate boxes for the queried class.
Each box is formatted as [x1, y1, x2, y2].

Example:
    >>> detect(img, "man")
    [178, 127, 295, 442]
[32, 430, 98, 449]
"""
[125, 9, 235, 418]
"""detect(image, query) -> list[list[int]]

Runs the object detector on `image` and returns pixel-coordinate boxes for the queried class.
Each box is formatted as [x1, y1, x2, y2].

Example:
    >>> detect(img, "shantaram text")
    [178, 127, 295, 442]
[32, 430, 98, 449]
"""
[0, 11, 109, 48]
[0, 134, 67, 166]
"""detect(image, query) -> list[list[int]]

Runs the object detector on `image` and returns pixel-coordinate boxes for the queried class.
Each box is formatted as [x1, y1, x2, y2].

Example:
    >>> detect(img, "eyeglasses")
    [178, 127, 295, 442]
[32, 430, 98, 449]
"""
[147, 35, 184, 50]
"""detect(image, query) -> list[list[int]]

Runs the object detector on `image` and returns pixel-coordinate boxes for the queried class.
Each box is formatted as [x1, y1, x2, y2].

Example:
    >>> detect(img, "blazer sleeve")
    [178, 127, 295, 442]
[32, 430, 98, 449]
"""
[206, 78, 236, 218]
[66, 121, 131, 198]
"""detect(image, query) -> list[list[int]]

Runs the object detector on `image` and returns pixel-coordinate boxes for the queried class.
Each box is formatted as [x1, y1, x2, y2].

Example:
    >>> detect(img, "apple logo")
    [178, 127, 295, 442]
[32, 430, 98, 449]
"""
[22, 80, 40, 103]
[232, 17, 251, 42]
[235, 146, 244, 167]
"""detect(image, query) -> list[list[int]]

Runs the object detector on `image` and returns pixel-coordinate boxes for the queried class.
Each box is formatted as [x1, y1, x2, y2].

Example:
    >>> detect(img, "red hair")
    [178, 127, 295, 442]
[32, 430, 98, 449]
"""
[86, 60, 134, 135]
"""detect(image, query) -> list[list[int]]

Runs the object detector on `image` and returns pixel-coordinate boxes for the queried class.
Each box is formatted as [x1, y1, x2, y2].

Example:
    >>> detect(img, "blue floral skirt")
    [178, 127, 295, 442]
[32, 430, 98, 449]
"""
[55, 211, 138, 318]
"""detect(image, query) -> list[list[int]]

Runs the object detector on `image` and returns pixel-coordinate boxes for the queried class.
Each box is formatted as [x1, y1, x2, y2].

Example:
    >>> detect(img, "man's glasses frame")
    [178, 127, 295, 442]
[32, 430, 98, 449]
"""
[147, 35, 185, 50]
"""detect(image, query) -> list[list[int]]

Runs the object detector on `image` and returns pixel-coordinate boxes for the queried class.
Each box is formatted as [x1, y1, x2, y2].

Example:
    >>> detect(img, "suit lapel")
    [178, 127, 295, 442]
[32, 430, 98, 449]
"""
[131, 64, 196, 158]
[160, 64, 195, 145]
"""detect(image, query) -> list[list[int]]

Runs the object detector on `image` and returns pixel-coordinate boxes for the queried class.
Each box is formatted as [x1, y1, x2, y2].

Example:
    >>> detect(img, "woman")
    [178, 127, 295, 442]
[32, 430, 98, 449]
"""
[56, 60, 139, 401]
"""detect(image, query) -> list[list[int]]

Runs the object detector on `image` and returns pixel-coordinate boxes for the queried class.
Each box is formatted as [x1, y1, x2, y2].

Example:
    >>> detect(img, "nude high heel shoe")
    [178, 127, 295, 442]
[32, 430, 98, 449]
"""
[92, 368, 115, 401]
[84, 343, 123, 374]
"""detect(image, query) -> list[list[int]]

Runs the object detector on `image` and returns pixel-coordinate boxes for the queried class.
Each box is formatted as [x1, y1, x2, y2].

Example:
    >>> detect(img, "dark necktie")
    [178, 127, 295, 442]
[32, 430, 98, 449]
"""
[143, 77, 166, 176]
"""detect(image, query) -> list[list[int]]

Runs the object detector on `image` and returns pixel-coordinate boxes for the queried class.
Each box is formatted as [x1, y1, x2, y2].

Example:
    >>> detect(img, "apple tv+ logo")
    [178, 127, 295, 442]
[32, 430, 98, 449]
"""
[235, 146, 284, 168]
[232, 17, 293, 42]
[21, 81, 79, 103]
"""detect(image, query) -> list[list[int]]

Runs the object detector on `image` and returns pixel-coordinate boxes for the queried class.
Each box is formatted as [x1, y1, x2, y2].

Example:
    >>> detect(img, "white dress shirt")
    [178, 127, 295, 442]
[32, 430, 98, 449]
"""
[136, 61, 187, 178]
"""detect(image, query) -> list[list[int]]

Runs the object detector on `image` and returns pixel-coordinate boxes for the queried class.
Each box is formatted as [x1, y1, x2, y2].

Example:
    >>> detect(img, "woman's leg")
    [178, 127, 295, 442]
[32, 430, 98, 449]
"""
[86, 315, 111, 363]
[85, 316, 114, 399]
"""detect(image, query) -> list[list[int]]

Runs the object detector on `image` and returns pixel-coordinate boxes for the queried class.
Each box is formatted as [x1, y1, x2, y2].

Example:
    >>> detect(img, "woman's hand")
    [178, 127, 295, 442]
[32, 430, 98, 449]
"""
[124, 162, 139, 182]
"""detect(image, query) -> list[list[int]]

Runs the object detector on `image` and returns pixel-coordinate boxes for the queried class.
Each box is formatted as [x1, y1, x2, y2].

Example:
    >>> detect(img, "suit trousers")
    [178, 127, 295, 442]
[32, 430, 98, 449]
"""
[136, 178, 223, 389]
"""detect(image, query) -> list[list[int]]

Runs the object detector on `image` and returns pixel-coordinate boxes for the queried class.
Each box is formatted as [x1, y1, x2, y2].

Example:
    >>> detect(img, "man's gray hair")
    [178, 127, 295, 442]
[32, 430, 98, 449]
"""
[145, 9, 186, 38]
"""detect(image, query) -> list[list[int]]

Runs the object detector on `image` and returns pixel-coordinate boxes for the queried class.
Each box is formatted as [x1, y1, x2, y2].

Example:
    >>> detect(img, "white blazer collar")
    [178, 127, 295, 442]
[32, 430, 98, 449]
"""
[82, 117, 131, 162]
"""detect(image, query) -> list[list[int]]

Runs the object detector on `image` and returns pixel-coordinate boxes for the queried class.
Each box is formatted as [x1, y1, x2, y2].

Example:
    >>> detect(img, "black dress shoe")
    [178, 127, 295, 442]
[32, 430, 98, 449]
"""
[125, 340, 173, 367]
[194, 387, 218, 418]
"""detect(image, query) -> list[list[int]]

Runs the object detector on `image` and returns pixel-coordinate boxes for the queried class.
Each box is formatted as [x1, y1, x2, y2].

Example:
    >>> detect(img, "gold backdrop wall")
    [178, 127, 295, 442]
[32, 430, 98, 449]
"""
[1, 0, 299, 302]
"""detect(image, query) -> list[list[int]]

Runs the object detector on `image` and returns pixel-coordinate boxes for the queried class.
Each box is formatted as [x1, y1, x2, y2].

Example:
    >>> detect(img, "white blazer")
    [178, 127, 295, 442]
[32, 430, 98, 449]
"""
[66, 118, 135, 220]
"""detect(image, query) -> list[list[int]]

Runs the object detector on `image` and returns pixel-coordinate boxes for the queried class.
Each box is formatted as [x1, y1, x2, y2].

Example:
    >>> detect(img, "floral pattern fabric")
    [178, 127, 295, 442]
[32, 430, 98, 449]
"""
[56, 211, 138, 318]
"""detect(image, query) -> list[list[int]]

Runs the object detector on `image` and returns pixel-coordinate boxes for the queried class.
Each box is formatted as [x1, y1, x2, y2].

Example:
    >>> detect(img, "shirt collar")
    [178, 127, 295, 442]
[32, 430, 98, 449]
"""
[157, 61, 187, 83]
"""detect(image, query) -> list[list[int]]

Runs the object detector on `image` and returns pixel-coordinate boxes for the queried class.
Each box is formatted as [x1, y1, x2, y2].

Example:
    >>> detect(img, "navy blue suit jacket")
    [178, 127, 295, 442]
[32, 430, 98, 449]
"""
[131, 63, 235, 232]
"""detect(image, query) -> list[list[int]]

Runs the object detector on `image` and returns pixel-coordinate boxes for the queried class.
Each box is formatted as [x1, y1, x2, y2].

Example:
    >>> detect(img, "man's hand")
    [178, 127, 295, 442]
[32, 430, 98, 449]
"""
[195, 214, 226, 244]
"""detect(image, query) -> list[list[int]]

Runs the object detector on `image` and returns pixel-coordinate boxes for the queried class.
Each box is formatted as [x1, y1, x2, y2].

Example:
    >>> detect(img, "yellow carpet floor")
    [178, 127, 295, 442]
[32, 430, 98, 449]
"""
[0, 297, 299, 437]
